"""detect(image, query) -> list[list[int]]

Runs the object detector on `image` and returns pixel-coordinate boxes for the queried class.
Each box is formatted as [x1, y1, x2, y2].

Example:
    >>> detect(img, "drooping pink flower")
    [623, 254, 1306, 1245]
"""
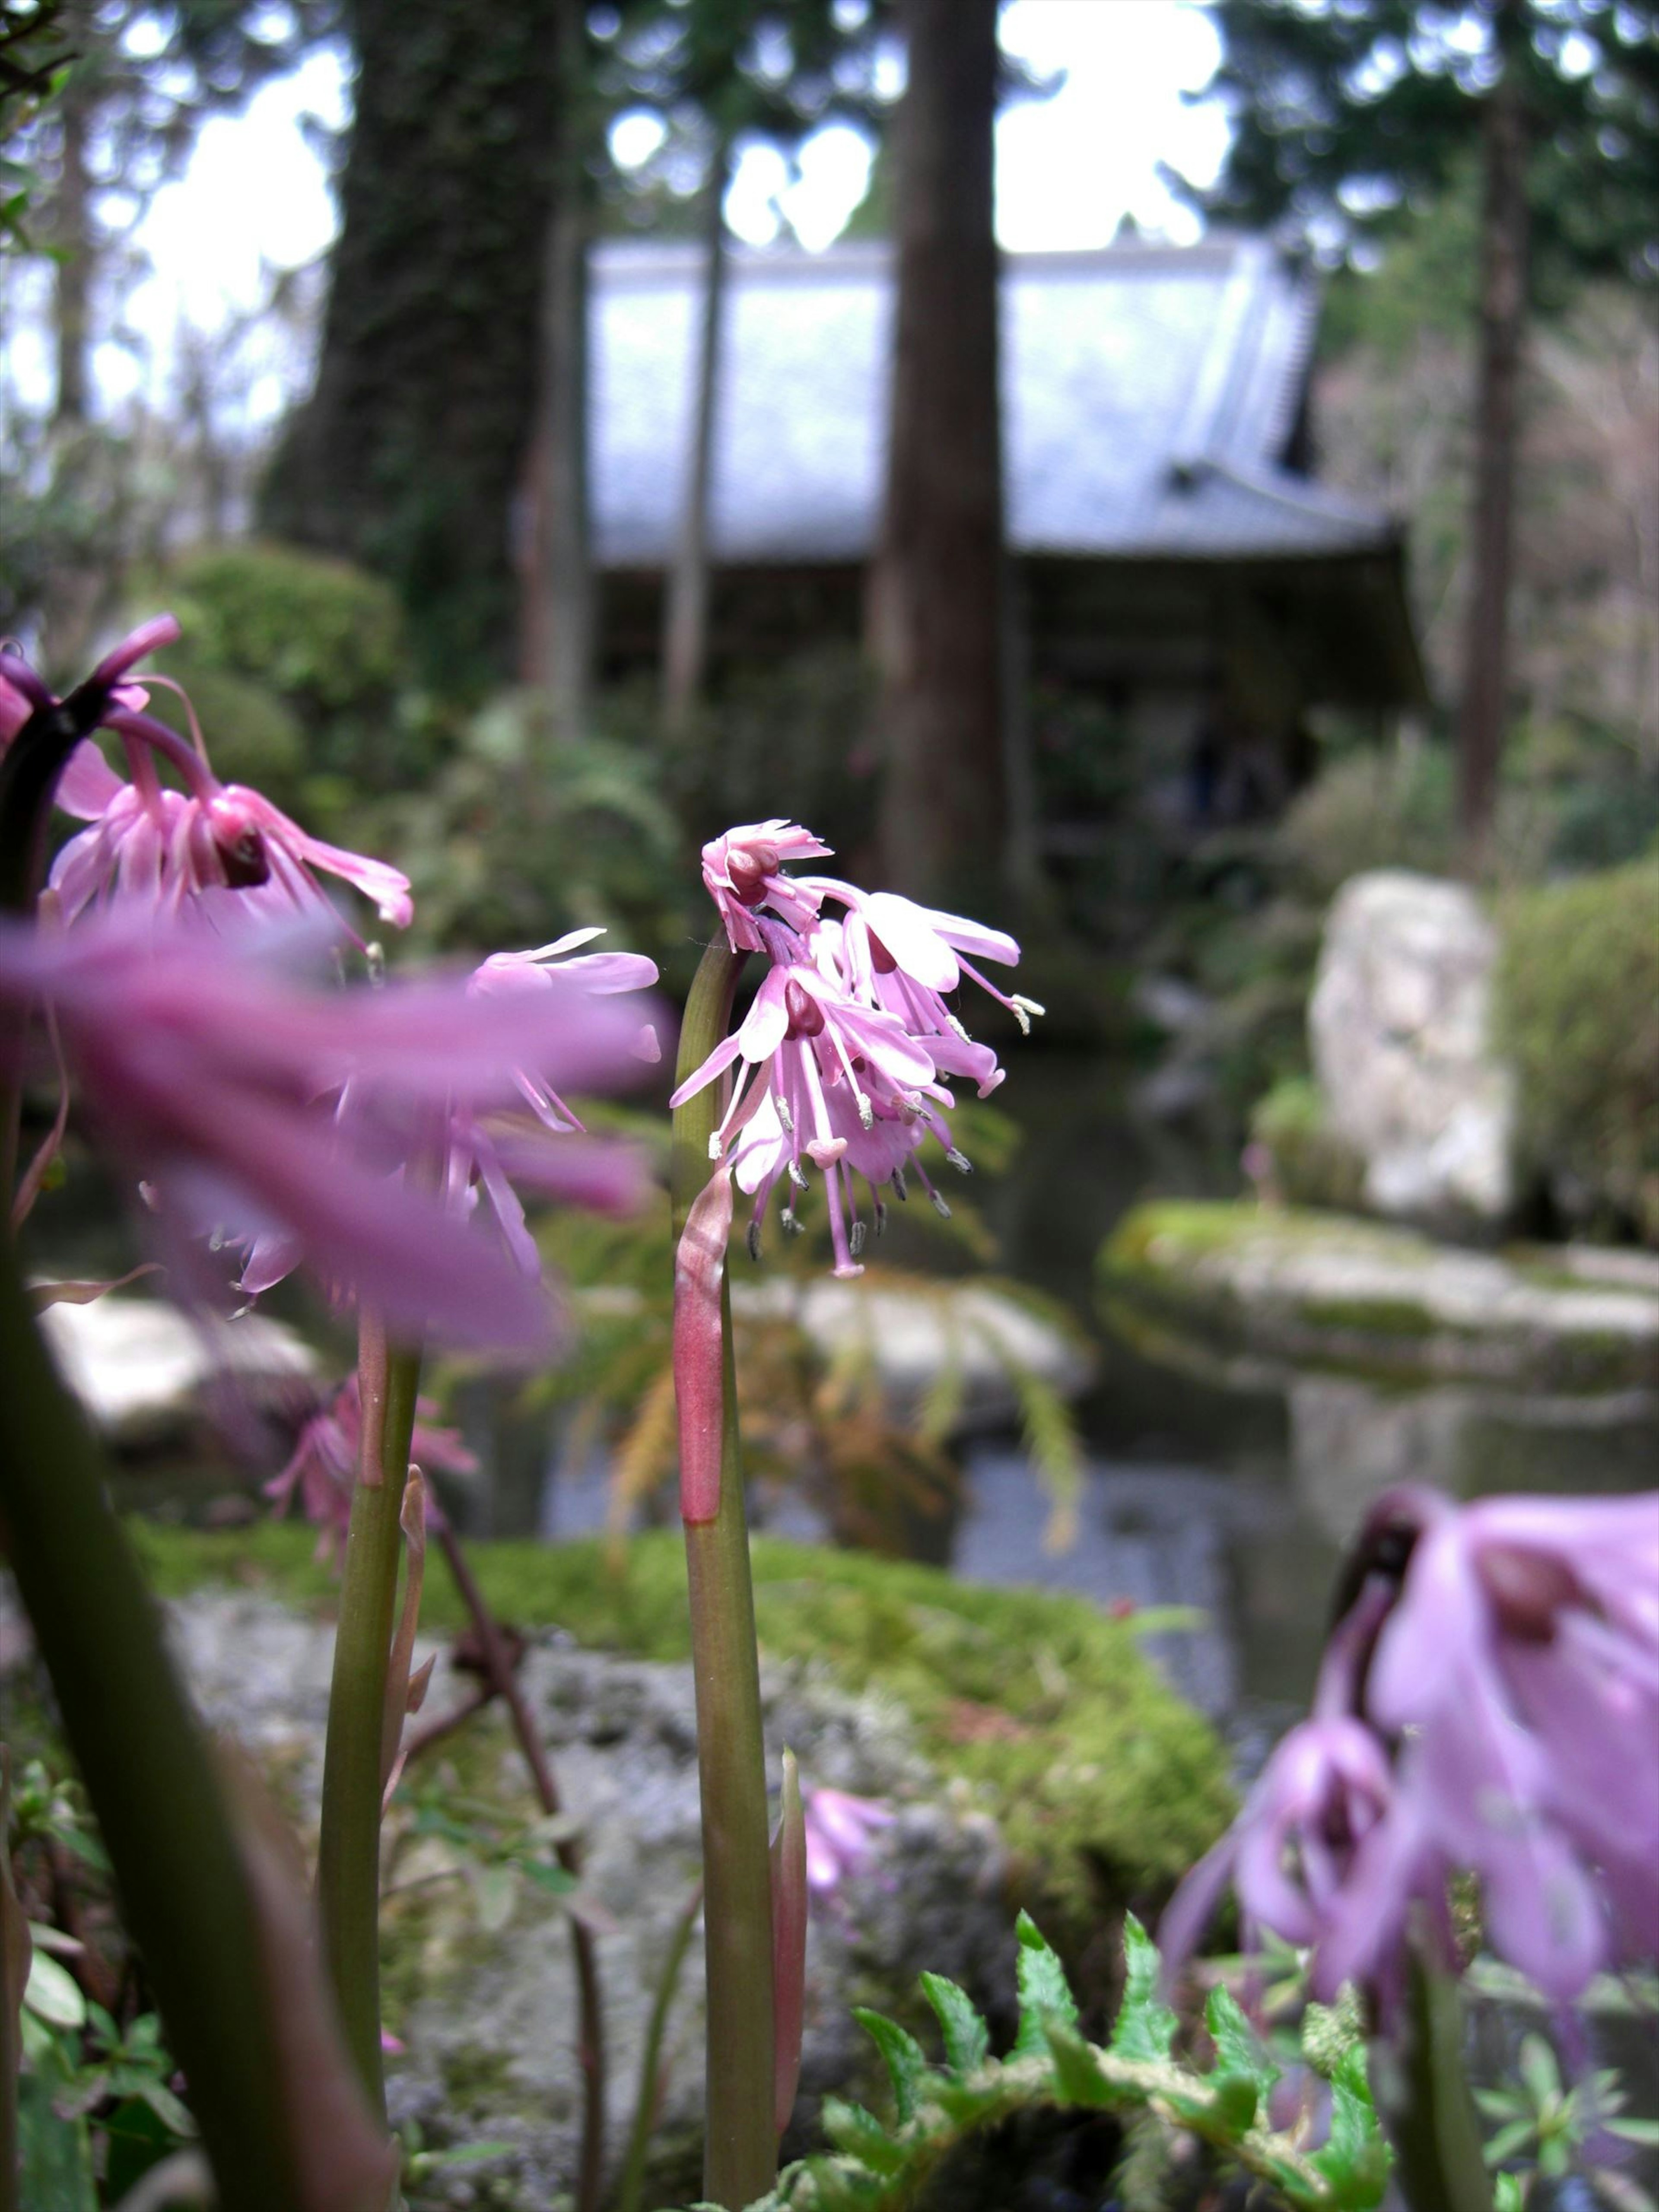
[802, 1786, 894, 1899]
[676, 815, 1035, 1278]
[266, 1374, 478, 1562]
[3, 620, 412, 936]
[700, 820, 831, 953]
[469, 928, 661, 1132]
[0, 917, 656, 1351]
[1161, 1486, 1659, 2009]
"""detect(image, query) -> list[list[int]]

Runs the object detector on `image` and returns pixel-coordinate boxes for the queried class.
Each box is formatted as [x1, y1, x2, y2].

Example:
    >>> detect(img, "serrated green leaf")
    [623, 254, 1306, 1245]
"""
[1108, 1914, 1177, 2065]
[919, 1971, 990, 2076]
[1310, 2047, 1392, 2210]
[820, 2097, 906, 2177]
[1206, 1982, 1280, 2093]
[1205, 2071, 1260, 2135]
[1046, 2024, 1116, 2109]
[932, 2073, 1008, 2126]
[1012, 1911, 1078, 2058]
[852, 2009, 928, 2126]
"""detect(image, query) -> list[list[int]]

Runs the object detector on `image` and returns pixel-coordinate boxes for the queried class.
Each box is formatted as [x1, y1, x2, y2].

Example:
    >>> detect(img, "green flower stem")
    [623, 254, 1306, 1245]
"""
[316, 1312, 422, 2115]
[1375, 1950, 1494, 2212]
[672, 938, 777, 2211]
[0, 1241, 304, 2211]
[617, 1880, 703, 2212]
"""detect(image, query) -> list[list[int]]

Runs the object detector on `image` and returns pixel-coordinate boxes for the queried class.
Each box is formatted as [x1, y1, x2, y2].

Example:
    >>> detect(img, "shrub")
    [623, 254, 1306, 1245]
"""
[1278, 747, 1457, 901]
[1248, 1076, 1366, 1212]
[1495, 858, 1659, 1243]
[160, 541, 414, 793]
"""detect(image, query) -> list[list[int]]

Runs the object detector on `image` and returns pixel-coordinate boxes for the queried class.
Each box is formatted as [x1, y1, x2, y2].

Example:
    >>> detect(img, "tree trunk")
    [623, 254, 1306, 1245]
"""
[51, 62, 93, 429]
[872, 0, 1006, 909]
[261, 0, 561, 695]
[661, 145, 732, 736]
[1456, 22, 1529, 857]
[523, 0, 594, 735]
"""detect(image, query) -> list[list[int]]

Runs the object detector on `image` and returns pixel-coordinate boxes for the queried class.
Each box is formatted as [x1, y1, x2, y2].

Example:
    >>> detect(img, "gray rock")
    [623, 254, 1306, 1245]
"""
[1310, 871, 1515, 1224]
[35, 1290, 317, 1445]
[162, 1591, 1011, 2209]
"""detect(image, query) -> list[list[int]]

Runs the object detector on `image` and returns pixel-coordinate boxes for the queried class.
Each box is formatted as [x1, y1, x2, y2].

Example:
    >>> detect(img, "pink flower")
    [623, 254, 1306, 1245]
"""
[0, 917, 656, 1351]
[50, 748, 412, 934]
[803, 1786, 893, 1899]
[1161, 1487, 1659, 2008]
[3, 618, 411, 936]
[469, 928, 661, 1131]
[266, 1374, 478, 1562]
[700, 820, 831, 953]
[676, 823, 1033, 1278]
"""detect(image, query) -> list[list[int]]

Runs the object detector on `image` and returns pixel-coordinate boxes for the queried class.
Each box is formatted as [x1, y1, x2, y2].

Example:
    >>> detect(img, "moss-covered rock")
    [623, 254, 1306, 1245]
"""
[99, 1535, 1233, 2209]
[1495, 859, 1659, 1244]
[132, 1523, 1231, 1944]
[1100, 1200, 1659, 1395]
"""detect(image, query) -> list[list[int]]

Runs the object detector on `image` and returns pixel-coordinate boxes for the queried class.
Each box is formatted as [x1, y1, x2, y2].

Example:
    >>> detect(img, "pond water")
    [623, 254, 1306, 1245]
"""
[536, 1048, 1659, 1738]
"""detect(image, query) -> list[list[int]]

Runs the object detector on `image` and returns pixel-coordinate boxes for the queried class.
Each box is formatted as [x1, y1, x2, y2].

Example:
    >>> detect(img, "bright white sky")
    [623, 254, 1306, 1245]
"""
[3, 0, 1230, 420]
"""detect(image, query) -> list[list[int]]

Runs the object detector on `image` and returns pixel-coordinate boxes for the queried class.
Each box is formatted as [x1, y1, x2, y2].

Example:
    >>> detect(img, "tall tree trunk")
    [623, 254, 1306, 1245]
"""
[51, 61, 93, 429]
[661, 144, 731, 736]
[524, 0, 594, 735]
[872, 0, 1006, 908]
[261, 0, 561, 695]
[1456, 22, 1529, 856]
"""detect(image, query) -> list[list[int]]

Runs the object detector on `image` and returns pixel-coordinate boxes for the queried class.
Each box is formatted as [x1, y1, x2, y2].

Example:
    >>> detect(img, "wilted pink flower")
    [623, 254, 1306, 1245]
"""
[803, 1786, 893, 1899]
[1162, 1486, 1659, 2009]
[0, 917, 655, 1351]
[266, 1374, 478, 1562]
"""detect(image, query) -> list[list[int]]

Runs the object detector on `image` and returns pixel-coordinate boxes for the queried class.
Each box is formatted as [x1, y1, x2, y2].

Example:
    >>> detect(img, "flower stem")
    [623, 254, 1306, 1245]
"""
[617, 1880, 703, 2212]
[671, 938, 776, 2211]
[0, 1240, 305, 2210]
[316, 1313, 422, 2115]
[1374, 1948, 1494, 2212]
[434, 1522, 608, 2212]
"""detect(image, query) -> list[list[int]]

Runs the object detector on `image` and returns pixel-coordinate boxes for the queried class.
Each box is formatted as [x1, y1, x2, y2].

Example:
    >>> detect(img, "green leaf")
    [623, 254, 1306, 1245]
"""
[820, 2098, 906, 2177]
[1046, 2024, 1116, 2110]
[1494, 2175, 1526, 2212]
[1607, 2118, 1659, 2146]
[1310, 2047, 1392, 2211]
[1205, 2071, 1261, 2136]
[1206, 1981, 1280, 2093]
[919, 1972, 989, 2076]
[23, 1952, 85, 2030]
[1012, 1911, 1078, 2058]
[1108, 1915, 1177, 2065]
[1484, 2118, 1541, 2165]
[517, 1855, 577, 1896]
[1519, 2034, 1560, 2107]
[852, 2010, 928, 2127]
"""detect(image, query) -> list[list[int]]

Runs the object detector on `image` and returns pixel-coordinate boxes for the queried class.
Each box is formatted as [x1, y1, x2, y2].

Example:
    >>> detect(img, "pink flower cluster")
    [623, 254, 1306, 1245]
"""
[1161, 1486, 1659, 2008]
[0, 620, 664, 1349]
[674, 820, 1041, 1278]
[266, 1374, 479, 1561]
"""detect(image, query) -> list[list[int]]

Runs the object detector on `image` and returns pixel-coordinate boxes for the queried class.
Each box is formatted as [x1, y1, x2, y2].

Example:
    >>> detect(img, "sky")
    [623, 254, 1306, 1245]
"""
[1, 0, 1230, 422]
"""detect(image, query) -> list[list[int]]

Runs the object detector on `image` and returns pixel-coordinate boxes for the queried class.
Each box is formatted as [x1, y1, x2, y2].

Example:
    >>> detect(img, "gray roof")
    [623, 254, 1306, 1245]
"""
[591, 234, 1398, 570]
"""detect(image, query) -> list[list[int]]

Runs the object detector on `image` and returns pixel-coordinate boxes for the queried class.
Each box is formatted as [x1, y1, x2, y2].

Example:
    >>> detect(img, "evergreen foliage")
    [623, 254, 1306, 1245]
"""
[1190, 0, 1659, 291]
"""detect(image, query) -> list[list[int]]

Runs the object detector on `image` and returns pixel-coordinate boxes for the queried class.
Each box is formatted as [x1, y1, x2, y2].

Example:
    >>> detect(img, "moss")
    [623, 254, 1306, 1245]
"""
[130, 1523, 1233, 1942]
[1495, 859, 1659, 1244]
[1248, 1077, 1366, 1213]
[1097, 1200, 1658, 1393]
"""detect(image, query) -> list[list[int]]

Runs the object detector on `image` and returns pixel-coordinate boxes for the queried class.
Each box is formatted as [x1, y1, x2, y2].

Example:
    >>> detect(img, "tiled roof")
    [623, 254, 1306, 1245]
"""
[591, 234, 1399, 569]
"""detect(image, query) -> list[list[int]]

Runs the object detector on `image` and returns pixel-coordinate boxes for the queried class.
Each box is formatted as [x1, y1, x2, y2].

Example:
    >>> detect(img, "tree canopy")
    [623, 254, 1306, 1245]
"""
[1190, 0, 1659, 294]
